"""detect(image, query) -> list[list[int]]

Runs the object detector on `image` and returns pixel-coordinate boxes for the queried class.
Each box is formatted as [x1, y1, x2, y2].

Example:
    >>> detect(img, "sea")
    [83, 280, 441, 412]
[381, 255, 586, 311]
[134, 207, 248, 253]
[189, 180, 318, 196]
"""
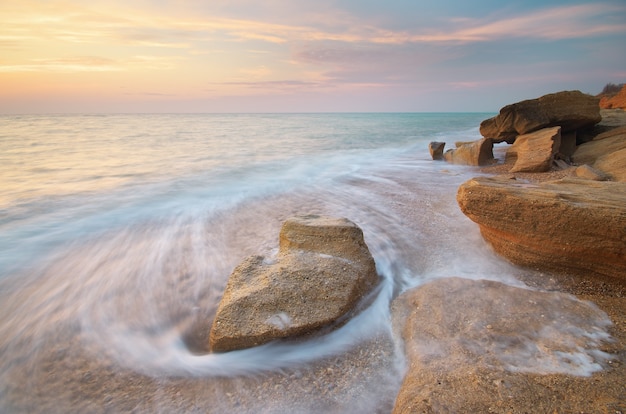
[0, 113, 614, 413]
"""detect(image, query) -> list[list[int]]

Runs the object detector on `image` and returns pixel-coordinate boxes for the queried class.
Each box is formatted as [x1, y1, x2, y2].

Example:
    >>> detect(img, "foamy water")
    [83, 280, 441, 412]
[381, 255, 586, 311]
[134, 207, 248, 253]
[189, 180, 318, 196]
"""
[0, 114, 614, 413]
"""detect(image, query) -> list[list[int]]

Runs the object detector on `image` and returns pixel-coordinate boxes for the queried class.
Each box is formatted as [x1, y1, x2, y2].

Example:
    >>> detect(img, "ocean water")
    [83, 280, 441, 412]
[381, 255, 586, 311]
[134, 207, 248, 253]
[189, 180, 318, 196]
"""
[0, 113, 614, 413]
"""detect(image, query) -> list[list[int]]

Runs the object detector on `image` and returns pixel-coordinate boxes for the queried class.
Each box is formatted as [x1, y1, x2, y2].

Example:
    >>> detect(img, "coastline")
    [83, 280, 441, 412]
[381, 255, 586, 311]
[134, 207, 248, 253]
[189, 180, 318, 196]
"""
[391, 107, 626, 413]
[1, 110, 624, 413]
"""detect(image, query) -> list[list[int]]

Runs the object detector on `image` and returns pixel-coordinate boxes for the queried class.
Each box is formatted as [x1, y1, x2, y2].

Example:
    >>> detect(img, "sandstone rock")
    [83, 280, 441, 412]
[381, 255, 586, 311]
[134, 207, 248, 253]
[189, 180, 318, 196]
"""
[442, 138, 494, 166]
[480, 91, 601, 143]
[572, 132, 626, 165]
[456, 177, 626, 281]
[391, 277, 614, 414]
[428, 141, 445, 160]
[575, 164, 609, 181]
[599, 84, 626, 109]
[507, 126, 561, 173]
[577, 113, 626, 143]
[572, 126, 626, 181]
[209, 215, 379, 352]
[594, 124, 626, 141]
[594, 148, 626, 182]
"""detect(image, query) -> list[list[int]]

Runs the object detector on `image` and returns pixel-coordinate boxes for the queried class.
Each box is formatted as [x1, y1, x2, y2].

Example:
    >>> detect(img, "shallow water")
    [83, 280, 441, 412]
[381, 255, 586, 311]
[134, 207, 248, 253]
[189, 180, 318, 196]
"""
[0, 113, 613, 413]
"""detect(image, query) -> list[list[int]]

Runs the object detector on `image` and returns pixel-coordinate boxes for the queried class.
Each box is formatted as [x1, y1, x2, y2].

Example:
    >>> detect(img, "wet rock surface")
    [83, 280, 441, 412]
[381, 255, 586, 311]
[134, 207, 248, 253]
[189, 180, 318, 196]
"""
[391, 277, 623, 414]
[209, 215, 379, 352]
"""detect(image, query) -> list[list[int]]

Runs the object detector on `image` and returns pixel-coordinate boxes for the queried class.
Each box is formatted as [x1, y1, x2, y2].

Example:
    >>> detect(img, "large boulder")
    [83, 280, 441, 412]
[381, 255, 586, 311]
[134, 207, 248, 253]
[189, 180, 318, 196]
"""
[456, 177, 626, 281]
[507, 126, 561, 173]
[391, 278, 615, 414]
[480, 91, 601, 143]
[442, 138, 494, 166]
[209, 215, 379, 352]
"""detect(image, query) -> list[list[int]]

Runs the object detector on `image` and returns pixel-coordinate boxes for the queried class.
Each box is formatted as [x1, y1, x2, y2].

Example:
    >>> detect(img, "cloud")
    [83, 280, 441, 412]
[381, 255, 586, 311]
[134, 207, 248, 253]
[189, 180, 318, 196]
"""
[0, 56, 121, 72]
[0, 54, 180, 73]
[448, 3, 626, 42]
[4, 2, 623, 56]
[210, 79, 325, 94]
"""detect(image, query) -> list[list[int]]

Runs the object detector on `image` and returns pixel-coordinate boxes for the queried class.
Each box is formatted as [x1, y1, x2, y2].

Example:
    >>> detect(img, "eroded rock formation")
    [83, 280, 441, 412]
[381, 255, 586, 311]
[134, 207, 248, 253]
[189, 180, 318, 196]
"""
[209, 215, 379, 352]
[506, 126, 561, 173]
[456, 177, 626, 281]
[480, 90, 601, 143]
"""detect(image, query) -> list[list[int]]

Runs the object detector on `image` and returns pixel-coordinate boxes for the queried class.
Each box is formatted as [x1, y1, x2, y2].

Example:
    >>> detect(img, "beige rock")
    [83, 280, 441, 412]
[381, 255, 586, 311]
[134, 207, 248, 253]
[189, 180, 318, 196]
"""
[442, 138, 494, 166]
[575, 164, 609, 181]
[209, 215, 379, 352]
[594, 148, 626, 182]
[572, 126, 626, 181]
[391, 278, 615, 414]
[508, 126, 561, 173]
[573, 133, 626, 165]
[480, 90, 601, 143]
[456, 177, 626, 281]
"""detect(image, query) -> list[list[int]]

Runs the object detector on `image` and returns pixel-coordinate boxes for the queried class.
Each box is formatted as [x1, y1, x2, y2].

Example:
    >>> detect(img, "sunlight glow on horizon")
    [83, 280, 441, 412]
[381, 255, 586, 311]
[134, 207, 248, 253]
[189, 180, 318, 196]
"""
[1, 1, 625, 113]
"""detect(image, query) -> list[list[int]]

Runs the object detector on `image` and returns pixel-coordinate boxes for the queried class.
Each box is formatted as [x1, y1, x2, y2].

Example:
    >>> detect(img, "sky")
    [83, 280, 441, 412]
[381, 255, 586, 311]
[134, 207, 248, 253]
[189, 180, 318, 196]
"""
[1, 0, 625, 113]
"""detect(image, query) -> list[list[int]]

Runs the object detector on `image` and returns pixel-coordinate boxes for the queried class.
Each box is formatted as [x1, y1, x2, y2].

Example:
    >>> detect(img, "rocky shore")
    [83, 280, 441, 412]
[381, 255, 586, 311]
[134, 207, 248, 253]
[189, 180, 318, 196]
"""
[3, 96, 623, 414]
[396, 96, 625, 413]
[204, 95, 625, 413]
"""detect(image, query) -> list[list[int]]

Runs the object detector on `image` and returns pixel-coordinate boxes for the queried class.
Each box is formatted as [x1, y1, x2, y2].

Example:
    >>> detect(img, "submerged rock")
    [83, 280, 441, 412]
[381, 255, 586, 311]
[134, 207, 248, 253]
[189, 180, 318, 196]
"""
[391, 277, 614, 414]
[480, 90, 601, 143]
[456, 176, 626, 281]
[209, 215, 379, 352]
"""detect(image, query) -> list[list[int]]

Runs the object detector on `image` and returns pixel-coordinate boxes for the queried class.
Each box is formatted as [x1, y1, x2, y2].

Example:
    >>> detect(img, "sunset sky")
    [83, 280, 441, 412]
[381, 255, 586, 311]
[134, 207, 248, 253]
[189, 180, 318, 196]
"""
[1, 0, 625, 113]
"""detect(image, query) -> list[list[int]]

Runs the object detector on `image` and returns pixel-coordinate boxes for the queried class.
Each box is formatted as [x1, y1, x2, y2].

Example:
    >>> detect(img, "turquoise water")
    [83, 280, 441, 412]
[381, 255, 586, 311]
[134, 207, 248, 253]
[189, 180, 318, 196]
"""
[0, 113, 611, 413]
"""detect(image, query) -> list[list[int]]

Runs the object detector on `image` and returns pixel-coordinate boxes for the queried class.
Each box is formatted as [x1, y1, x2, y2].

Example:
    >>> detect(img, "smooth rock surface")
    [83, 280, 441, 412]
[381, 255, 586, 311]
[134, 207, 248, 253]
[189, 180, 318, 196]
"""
[480, 91, 601, 143]
[456, 177, 626, 281]
[209, 215, 379, 352]
[507, 126, 561, 173]
[575, 164, 609, 181]
[391, 277, 615, 414]
[572, 126, 626, 181]
[594, 148, 626, 182]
